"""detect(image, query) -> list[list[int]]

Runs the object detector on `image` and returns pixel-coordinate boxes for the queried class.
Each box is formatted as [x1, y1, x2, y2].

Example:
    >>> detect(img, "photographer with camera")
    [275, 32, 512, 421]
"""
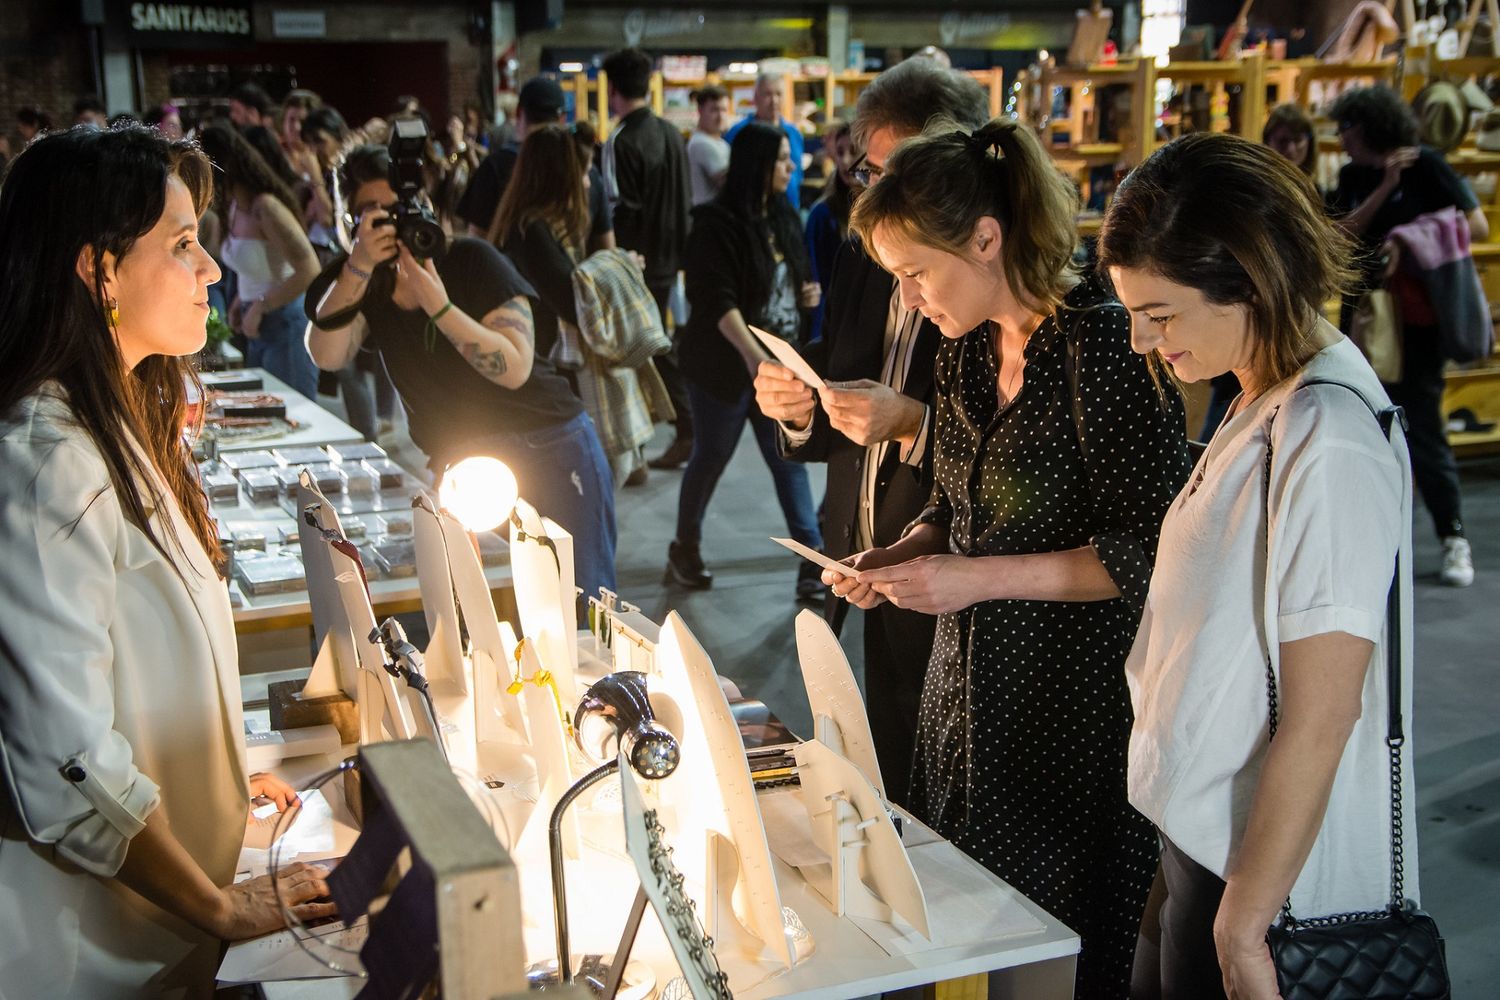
[304, 132, 617, 602]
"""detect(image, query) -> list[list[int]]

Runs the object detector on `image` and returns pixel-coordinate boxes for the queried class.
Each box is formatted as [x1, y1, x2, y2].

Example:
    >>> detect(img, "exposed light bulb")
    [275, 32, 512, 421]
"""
[439, 456, 519, 533]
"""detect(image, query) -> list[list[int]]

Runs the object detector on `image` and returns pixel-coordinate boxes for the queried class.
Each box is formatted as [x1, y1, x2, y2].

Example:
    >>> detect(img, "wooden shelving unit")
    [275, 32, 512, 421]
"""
[556, 67, 1006, 139]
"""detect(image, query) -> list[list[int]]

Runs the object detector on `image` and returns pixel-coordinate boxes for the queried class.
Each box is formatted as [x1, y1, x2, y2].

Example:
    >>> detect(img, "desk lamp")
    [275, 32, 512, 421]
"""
[547, 672, 680, 987]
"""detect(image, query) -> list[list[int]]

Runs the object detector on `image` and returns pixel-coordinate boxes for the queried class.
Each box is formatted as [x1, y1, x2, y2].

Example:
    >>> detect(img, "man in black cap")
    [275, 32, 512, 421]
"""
[456, 77, 611, 243]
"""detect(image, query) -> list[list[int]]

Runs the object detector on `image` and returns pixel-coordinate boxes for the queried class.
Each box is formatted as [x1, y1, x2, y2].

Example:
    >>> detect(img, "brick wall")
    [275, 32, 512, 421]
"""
[0, 0, 98, 154]
[0, 1, 485, 156]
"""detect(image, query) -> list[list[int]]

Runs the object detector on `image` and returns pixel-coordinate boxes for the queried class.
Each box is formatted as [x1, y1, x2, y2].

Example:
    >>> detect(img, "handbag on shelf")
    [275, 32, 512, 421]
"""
[1260, 380, 1450, 1000]
[1350, 286, 1403, 383]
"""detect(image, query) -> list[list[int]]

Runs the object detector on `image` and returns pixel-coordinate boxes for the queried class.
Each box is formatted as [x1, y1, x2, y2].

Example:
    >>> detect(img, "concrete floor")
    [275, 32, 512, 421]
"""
[612, 424, 1500, 998]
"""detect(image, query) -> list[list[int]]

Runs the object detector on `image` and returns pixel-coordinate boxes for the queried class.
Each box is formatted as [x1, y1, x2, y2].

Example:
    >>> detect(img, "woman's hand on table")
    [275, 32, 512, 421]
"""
[211, 862, 336, 940]
[249, 772, 300, 812]
[858, 553, 976, 615]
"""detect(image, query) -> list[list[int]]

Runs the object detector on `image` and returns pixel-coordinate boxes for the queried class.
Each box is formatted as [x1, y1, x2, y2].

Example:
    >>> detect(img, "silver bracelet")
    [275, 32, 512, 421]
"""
[345, 259, 372, 282]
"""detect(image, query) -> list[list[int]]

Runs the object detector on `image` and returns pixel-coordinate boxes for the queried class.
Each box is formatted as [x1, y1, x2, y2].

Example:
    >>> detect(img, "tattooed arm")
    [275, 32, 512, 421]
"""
[434, 293, 536, 389]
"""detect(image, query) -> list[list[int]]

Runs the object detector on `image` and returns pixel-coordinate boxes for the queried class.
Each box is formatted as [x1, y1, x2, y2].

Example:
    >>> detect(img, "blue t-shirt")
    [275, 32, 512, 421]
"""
[724, 114, 804, 210]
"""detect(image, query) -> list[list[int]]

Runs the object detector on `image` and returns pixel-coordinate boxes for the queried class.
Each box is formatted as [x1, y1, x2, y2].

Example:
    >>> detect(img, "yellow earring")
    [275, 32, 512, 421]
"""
[106, 299, 120, 328]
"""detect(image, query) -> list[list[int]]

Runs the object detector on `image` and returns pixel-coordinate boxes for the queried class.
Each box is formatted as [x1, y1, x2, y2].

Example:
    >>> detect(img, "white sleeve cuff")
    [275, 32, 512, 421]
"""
[1277, 604, 1383, 645]
[780, 419, 814, 448]
[52, 757, 161, 877]
[899, 405, 931, 466]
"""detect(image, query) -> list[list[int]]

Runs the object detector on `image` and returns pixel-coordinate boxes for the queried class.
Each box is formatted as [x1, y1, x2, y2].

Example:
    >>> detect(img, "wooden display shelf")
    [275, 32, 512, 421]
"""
[1443, 365, 1500, 457]
[559, 67, 1006, 138]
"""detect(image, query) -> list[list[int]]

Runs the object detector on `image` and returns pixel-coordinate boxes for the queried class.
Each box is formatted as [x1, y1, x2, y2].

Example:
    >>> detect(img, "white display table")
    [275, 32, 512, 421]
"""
[243, 749, 1078, 1000]
[206, 369, 513, 632]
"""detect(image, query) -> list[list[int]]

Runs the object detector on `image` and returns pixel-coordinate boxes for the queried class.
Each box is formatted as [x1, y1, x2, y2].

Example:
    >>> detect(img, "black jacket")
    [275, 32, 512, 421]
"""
[782, 238, 942, 560]
[679, 201, 812, 402]
[609, 107, 690, 289]
[501, 219, 579, 362]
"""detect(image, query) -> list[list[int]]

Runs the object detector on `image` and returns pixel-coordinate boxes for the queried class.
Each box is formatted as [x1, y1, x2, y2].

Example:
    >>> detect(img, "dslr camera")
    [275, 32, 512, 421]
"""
[384, 117, 446, 259]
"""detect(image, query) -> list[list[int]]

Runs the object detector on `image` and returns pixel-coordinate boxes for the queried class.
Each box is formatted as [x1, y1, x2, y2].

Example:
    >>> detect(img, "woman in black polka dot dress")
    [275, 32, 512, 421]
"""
[837, 120, 1191, 997]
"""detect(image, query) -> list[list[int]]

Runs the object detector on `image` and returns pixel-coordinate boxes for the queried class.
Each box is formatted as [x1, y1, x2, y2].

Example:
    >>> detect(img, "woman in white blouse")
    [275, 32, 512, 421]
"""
[1100, 133, 1415, 999]
[0, 126, 334, 997]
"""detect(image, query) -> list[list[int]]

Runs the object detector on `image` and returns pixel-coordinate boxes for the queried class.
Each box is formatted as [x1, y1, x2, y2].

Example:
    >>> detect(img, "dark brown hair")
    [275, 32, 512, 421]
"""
[1098, 132, 1358, 391]
[850, 117, 1080, 315]
[1262, 103, 1317, 175]
[197, 122, 301, 220]
[691, 84, 729, 107]
[0, 125, 222, 571]
[490, 124, 590, 250]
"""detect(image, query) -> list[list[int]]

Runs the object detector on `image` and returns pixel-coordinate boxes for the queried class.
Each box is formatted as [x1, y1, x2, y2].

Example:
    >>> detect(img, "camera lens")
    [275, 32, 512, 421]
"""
[409, 223, 443, 257]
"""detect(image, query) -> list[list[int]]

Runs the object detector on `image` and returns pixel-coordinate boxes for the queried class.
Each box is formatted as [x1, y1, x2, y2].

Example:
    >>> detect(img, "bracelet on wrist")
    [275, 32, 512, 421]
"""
[345, 259, 372, 282]
[429, 300, 454, 322]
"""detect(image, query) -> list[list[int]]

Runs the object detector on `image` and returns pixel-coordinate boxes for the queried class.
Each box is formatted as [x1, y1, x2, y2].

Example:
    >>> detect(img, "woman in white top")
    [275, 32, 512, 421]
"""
[1100, 133, 1415, 999]
[0, 125, 335, 997]
[197, 123, 321, 399]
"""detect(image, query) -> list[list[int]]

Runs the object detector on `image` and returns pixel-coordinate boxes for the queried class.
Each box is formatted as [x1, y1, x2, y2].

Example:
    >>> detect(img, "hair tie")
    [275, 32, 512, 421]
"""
[964, 129, 1005, 161]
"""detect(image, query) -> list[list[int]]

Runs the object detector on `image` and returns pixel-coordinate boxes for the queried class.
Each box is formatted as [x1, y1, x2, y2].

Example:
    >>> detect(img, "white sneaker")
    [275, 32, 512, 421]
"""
[1440, 536, 1475, 587]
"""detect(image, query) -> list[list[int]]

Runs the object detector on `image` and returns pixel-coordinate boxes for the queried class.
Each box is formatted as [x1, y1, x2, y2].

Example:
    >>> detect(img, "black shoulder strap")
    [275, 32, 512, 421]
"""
[1265, 377, 1411, 917]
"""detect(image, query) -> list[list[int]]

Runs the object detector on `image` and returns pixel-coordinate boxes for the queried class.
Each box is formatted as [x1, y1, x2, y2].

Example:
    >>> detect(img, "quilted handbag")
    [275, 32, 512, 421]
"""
[1260, 380, 1451, 1000]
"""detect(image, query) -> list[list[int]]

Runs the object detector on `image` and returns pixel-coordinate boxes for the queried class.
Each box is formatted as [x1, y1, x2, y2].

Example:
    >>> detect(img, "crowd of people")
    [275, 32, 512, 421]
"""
[0, 44, 1479, 999]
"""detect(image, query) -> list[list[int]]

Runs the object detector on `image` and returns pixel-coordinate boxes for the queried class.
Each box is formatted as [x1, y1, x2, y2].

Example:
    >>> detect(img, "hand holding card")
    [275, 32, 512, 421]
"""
[749, 325, 825, 390]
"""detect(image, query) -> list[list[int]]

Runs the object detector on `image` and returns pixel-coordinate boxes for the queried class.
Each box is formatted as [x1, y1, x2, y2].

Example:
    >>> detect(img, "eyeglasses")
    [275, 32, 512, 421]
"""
[851, 153, 883, 187]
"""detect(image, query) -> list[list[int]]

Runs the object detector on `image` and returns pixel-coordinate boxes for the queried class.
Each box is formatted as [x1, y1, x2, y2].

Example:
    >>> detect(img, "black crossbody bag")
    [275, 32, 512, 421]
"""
[1260, 379, 1450, 1000]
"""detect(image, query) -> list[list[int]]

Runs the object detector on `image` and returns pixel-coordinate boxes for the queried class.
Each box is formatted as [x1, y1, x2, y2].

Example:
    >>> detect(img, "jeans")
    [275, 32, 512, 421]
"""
[246, 296, 319, 400]
[453, 412, 617, 604]
[675, 382, 823, 554]
[337, 350, 398, 442]
[1386, 325, 1464, 539]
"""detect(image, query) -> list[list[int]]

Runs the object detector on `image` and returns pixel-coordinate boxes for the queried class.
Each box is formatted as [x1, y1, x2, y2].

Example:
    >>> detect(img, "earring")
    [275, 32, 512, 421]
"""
[106, 298, 120, 328]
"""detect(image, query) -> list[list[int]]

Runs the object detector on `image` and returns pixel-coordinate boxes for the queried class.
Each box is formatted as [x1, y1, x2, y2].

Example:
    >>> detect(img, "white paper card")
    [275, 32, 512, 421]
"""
[217, 918, 368, 984]
[750, 325, 826, 389]
[771, 537, 856, 578]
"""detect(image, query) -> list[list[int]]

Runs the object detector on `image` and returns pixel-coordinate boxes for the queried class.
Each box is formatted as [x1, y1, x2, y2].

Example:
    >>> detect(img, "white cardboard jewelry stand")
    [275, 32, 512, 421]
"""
[792, 739, 930, 939]
[296, 473, 418, 745]
[503, 620, 580, 862]
[794, 609, 886, 799]
[412, 496, 528, 756]
[297, 477, 360, 702]
[511, 498, 580, 711]
[649, 612, 800, 981]
[619, 766, 732, 1000]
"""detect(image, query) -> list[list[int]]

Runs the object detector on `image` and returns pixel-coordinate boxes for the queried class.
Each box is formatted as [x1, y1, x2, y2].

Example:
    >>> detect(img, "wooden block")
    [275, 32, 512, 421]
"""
[268, 679, 360, 743]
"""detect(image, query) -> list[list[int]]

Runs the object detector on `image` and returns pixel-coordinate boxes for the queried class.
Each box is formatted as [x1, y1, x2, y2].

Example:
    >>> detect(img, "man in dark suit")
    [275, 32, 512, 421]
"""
[753, 58, 988, 808]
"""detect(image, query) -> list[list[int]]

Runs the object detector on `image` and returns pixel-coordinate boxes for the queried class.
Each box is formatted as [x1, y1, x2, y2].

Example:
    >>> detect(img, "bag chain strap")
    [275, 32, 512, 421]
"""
[1262, 379, 1408, 929]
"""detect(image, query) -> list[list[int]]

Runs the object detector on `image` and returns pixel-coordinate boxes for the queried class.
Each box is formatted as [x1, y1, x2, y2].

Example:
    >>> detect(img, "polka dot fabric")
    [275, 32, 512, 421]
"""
[908, 274, 1191, 999]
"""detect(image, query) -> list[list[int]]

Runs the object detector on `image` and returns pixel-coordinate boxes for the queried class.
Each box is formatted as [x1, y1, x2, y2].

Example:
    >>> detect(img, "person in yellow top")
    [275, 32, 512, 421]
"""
[0, 125, 334, 998]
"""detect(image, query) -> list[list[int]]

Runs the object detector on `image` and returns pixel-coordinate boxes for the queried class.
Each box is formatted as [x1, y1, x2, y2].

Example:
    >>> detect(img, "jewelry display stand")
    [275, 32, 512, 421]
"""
[650, 613, 803, 980]
[297, 473, 418, 745]
[793, 610, 886, 798]
[412, 496, 528, 753]
[511, 498, 580, 709]
[505, 620, 581, 860]
[792, 739, 930, 938]
[620, 766, 734, 1000]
